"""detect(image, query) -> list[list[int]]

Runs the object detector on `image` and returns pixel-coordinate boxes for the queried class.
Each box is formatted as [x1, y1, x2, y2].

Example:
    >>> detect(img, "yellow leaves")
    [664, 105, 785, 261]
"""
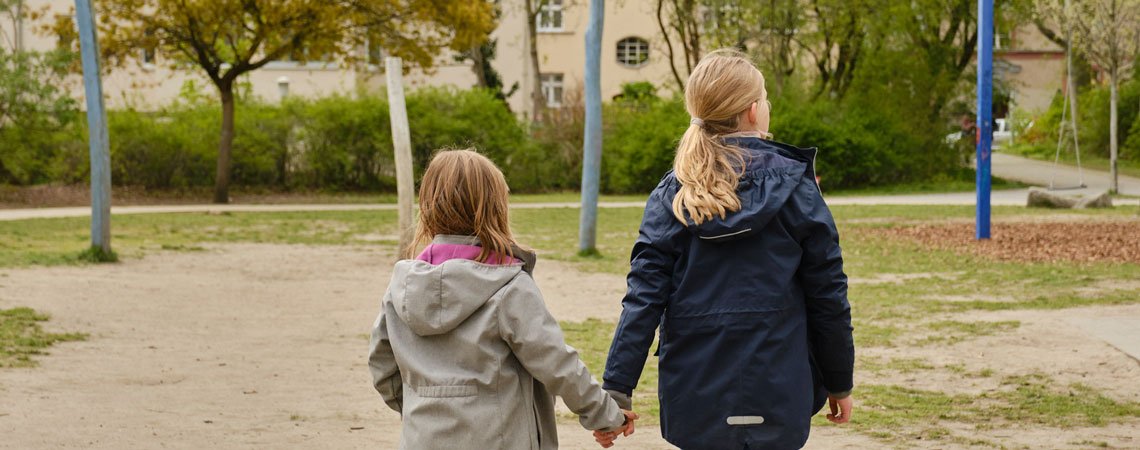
[92, 0, 495, 80]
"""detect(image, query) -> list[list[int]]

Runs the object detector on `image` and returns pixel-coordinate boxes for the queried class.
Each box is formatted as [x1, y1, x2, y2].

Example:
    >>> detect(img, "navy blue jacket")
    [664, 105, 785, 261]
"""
[602, 137, 854, 450]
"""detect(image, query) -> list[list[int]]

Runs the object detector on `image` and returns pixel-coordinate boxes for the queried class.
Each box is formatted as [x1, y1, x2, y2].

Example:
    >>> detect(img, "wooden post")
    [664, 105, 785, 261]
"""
[386, 57, 415, 258]
[75, 0, 112, 254]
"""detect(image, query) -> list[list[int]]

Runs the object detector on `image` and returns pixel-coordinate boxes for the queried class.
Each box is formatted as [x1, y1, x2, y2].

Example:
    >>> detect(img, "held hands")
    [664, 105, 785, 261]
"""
[826, 394, 854, 424]
[593, 410, 639, 448]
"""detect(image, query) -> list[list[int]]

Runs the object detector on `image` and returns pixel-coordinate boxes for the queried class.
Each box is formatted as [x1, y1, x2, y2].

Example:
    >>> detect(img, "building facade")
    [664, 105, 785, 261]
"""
[3, 0, 1066, 117]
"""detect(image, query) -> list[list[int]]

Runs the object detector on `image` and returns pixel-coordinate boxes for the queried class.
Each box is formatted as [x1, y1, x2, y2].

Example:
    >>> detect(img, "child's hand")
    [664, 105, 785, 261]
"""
[619, 409, 638, 436]
[593, 430, 619, 448]
[593, 410, 639, 448]
[826, 394, 854, 424]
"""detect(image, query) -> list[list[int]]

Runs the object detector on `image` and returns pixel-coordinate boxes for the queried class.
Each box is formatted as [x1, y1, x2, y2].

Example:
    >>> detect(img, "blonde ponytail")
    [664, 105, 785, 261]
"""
[672, 124, 745, 224]
[672, 49, 768, 225]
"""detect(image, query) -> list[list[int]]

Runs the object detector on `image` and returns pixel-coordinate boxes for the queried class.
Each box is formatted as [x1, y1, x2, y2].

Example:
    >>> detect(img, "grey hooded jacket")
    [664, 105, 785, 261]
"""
[369, 235, 626, 449]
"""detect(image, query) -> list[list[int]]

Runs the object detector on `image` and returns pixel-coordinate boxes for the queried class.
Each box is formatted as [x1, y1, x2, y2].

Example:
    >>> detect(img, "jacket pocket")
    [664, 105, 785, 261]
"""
[414, 384, 478, 398]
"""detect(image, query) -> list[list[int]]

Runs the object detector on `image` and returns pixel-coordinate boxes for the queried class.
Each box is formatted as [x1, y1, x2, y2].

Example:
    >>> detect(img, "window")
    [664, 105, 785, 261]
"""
[995, 30, 1013, 50]
[140, 28, 157, 67]
[367, 39, 384, 66]
[366, 28, 385, 66]
[537, 0, 564, 32]
[540, 73, 564, 107]
[141, 47, 157, 66]
[616, 37, 650, 67]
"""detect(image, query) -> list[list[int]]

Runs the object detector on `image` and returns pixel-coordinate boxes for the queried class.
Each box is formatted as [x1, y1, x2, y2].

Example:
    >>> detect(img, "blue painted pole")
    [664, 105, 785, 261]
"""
[75, 0, 112, 253]
[976, 0, 993, 240]
[579, 0, 604, 254]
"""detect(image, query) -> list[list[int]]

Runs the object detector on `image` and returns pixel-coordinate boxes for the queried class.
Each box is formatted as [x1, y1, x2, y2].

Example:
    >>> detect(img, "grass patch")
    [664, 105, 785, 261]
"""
[561, 319, 660, 425]
[77, 245, 118, 263]
[819, 378, 1140, 445]
[0, 307, 86, 367]
[913, 320, 1020, 346]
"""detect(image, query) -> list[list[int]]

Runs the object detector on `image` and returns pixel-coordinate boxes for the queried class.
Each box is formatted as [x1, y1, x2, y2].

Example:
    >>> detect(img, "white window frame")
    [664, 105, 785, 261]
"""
[540, 73, 564, 108]
[616, 37, 650, 68]
[536, 0, 564, 33]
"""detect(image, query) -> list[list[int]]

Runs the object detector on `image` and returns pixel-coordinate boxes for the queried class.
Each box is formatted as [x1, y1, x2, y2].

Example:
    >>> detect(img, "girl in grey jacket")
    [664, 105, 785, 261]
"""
[368, 150, 634, 449]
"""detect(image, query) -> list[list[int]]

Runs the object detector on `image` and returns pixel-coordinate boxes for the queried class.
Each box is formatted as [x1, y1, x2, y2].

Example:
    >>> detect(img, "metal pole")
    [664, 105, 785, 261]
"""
[976, 0, 993, 240]
[386, 57, 416, 259]
[75, 0, 111, 253]
[578, 0, 604, 254]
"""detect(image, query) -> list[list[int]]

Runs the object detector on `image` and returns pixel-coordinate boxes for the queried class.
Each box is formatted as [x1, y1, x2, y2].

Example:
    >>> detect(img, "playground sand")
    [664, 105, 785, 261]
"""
[0, 244, 1135, 448]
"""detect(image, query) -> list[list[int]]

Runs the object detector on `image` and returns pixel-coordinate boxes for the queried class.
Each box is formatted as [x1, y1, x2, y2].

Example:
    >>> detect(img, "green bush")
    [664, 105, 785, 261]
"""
[2, 80, 980, 194]
[0, 47, 79, 185]
[1021, 79, 1140, 163]
[106, 101, 291, 189]
[406, 87, 531, 180]
[602, 95, 688, 193]
[298, 95, 392, 190]
[775, 98, 959, 190]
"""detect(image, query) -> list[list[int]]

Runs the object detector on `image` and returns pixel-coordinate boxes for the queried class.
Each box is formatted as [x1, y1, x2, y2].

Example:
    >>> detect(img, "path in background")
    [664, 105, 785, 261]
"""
[992, 152, 1140, 196]
[2, 154, 1138, 222]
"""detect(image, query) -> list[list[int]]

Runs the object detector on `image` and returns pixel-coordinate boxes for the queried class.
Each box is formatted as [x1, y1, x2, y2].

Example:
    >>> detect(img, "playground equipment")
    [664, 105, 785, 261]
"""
[387, 57, 416, 258]
[579, 0, 604, 254]
[977, 0, 993, 240]
[75, 0, 112, 254]
[1049, 0, 1087, 191]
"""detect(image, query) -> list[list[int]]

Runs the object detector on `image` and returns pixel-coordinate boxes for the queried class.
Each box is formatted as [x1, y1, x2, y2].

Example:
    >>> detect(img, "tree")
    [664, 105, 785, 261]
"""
[801, 0, 870, 101]
[456, 2, 519, 106]
[703, 0, 801, 96]
[523, 0, 543, 120]
[655, 0, 703, 91]
[0, 0, 78, 184]
[1041, 0, 1140, 193]
[92, 0, 494, 203]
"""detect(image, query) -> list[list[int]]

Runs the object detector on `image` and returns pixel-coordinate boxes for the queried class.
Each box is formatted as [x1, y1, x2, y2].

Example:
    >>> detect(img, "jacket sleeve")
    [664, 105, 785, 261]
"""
[787, 175, 855, 395]
[368, 306, 403, 414]
[602, 187, 679, 404]
[497, 274, 627, 432]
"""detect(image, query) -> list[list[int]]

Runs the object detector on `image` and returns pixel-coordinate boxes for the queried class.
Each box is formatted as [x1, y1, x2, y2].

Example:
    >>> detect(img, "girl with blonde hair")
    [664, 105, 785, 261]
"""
[599, 50, 855, 449]
[369, 150, 636, 449]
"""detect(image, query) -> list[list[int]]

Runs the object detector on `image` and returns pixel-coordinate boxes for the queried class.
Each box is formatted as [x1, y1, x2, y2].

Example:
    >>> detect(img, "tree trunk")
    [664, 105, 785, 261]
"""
[214, 84, 235, 204]
[470, 44, 488, 88]
[657, 0, 685, 91]
[525, 0, 545, 121]
[1109, 73, 1119, 194]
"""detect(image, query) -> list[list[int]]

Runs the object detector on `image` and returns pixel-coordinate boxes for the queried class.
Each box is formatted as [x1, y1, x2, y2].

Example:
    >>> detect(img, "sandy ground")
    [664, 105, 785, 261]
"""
[1, 244, 1133, 449]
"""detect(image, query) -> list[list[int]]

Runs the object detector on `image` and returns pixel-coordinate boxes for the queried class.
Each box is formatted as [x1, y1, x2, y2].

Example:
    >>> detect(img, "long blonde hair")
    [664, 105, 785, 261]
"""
[672, 50, 767, 225]
[413, 149, 516, 262]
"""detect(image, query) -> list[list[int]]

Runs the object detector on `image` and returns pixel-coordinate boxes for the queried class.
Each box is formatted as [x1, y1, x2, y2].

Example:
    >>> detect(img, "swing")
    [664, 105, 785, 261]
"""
[1049, 20, 1086, 191]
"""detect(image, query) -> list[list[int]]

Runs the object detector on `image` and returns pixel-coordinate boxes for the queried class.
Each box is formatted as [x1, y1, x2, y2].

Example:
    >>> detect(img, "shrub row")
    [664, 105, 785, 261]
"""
[3, 84, 967, 193]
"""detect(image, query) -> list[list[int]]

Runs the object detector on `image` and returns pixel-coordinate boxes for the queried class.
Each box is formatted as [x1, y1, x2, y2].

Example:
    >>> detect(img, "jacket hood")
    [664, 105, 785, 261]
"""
[675, 137, 814, 242]
[387, 235, 534, 336]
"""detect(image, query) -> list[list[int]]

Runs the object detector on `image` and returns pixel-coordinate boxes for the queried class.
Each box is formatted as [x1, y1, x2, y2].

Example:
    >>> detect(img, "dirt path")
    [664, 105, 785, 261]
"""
[0, 244, 881, 449]
[24, 244, 1140, 448]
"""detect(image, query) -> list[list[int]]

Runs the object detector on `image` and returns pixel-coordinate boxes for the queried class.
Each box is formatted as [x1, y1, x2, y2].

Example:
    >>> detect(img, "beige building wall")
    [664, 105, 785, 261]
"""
[495, 0, 683, 118]
[6, 0, 1065, 118]
[6, 0, 477, 109]
[999, 24, 1066, 114]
